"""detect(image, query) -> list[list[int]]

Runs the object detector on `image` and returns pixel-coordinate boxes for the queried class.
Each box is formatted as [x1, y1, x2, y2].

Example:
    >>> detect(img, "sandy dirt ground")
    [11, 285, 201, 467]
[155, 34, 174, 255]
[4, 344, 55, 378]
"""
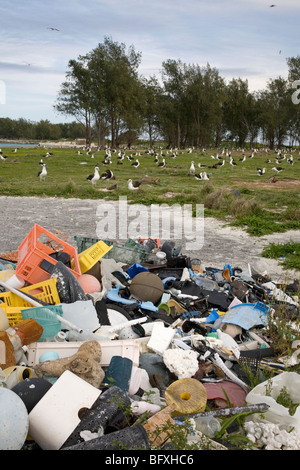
[0, 195, 299, 282]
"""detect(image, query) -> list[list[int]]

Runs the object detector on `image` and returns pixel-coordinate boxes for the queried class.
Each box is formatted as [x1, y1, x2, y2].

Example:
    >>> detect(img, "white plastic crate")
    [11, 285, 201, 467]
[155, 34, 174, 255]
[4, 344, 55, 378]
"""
[27, 339, 141, 367]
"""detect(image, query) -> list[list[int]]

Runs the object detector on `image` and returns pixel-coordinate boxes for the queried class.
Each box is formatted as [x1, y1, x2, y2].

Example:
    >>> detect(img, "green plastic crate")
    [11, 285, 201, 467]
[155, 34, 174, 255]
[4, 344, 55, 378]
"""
[74, 236, 150, 264]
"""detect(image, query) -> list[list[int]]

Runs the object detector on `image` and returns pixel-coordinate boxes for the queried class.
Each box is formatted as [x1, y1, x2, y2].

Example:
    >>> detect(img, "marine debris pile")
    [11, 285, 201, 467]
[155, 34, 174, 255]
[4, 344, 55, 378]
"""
[0, 224, 299, 451]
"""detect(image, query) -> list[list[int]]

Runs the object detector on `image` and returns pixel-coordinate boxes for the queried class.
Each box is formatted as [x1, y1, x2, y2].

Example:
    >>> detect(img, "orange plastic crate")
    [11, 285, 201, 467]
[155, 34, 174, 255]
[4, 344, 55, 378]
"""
[16, 224, 81, 284]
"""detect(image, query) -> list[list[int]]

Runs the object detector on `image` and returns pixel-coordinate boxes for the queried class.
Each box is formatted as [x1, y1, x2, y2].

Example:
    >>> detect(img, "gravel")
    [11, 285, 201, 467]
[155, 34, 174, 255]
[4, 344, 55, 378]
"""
[0, 195, 299, 282]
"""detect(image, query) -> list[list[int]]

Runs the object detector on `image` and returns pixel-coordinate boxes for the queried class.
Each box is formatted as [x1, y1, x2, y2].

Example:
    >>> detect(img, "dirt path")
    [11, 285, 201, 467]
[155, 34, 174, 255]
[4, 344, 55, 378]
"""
[0, 195, 299, 282]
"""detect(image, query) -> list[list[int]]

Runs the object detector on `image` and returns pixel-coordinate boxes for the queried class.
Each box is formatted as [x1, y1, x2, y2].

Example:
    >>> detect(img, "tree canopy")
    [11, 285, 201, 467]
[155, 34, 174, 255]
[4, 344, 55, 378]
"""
[1, 39, 299, 149]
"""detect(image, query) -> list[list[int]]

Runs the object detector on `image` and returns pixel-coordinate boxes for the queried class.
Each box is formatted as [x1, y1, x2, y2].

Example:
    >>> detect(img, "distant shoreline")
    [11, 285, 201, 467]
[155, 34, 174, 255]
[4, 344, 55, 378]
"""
[0, 139, 82, 148]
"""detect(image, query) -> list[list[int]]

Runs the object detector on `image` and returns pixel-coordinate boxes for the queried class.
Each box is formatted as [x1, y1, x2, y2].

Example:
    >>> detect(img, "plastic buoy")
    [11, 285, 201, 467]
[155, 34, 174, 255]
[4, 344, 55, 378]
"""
[12, 378, 53, 413]
[0, 387, 29, 450]
[78, 274, 101, 293]
[165, 378, 207, 416]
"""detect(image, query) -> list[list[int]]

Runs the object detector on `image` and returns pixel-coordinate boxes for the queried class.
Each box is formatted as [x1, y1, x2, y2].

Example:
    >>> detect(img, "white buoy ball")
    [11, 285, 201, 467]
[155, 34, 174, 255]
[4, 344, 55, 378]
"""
[0, 387, 29, 450]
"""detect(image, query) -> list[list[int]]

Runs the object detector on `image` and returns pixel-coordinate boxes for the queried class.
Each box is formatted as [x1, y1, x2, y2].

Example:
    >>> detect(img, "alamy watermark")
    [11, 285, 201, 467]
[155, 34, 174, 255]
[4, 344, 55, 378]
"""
[292, 80, 300, 105]
[0, 80, 6, 104]
[95, 196, 204, 251]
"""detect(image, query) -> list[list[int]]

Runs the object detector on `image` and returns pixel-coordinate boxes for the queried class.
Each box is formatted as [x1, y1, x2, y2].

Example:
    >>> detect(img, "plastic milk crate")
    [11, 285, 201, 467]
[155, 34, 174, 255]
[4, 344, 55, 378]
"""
[74, 236, 150, 265]
[16, 224, 81, 284]
[77, 240, 113, 273]
[0, 277, 61, 326]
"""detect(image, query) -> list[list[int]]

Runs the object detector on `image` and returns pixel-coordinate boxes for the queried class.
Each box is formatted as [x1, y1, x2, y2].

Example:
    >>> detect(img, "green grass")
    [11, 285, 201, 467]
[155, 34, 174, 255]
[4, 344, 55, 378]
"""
[0, 145, 299, 236]
[261, 241, 300, 271]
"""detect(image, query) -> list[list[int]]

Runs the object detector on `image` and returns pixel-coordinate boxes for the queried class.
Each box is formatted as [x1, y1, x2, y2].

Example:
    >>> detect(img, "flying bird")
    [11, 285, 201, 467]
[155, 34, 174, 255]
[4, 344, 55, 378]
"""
[48, 27, 59, 31]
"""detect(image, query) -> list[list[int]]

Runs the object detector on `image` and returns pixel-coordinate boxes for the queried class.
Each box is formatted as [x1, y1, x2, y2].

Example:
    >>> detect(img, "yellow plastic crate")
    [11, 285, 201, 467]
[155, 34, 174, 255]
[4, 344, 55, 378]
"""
[78, 240, 113, 273]
[2, 307, 28, 327]
[0, 278, 60, 326]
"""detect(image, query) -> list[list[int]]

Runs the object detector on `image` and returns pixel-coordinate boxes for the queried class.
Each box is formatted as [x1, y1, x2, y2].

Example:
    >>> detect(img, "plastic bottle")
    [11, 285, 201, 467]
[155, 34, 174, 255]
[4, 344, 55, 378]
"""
[155, 251, 167, 265]
[194, 415, 221, 437]
[189, 268, 219, 290]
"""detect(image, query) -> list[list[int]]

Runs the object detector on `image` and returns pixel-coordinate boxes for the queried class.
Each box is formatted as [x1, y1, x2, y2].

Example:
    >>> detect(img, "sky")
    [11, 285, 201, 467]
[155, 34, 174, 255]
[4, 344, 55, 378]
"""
[0, 0, 299, 124]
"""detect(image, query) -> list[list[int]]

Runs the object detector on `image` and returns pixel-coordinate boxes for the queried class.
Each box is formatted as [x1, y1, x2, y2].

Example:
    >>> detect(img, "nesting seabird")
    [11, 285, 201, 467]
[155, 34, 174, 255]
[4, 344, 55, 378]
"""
[106, 182, 118, 191]
[131, 159, 140, 168]
[194, 172, 210, 181]
[101, 169, 114, 180]
[257, 168, 266, 176]
[128, 179, 141, 190]
[272, 167, 284, 173]
[158, 158, 165, 168]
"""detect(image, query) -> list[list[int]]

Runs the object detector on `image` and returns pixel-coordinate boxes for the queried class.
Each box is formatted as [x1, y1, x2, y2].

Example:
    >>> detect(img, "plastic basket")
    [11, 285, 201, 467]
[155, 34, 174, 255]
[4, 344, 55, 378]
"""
[22, 305, 63, 342]
[74, 236, 150, 265]
[78, 240, 113, 273]
[0, 278, 61, 326]
[2, 307, 26, 326]
[16, 224, 81, 284]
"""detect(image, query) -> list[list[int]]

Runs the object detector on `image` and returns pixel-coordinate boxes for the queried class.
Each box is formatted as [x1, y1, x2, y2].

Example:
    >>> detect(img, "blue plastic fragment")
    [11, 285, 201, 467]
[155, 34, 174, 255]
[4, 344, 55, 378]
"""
[107, 285, 137, 305]
[127, 263, 149, 279]
[106, 284, 158, 312]
[223, 264, 233, 276]
[221, 302, 269, 330]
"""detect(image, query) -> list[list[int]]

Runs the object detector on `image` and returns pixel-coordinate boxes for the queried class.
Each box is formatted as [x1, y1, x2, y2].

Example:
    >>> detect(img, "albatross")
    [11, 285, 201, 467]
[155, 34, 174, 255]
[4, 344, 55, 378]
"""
[195, 172, 210, 181]
[101, 169, 114, 180]
[189, 161, 195, 175]
[128, 179, 141, 190]
[87, 165, 100, 186]
[131, 159, 140, 168]
[38, 163, 47, 181]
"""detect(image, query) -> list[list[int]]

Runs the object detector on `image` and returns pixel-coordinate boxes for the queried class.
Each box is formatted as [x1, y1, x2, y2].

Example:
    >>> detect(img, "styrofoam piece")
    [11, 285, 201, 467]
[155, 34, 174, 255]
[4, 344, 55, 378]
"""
[26, 339, 141, 367]
[28, 370, 101, 450]
[147, 323, 175, 355]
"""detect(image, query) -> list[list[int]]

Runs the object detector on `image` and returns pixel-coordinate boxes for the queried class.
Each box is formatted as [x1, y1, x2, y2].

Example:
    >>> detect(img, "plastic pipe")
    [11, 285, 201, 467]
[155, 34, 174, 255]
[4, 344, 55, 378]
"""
[108, 316, 147, 333]
[0, 280, 82, 333]
[61, 386, 132, 449]
[212, 353, 249, 392]
[61, 424, 150, 450]
[175, 403, 270, 421]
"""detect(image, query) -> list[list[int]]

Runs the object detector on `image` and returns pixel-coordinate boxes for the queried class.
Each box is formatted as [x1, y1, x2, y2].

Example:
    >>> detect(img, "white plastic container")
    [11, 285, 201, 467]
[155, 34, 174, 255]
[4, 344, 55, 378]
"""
[26, 339, 141, 367]
[28, 370, 101, 450]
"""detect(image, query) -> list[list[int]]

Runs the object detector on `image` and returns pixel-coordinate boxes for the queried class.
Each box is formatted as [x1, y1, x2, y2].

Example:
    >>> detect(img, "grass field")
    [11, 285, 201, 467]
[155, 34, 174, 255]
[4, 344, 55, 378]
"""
[0, 144, 300, 237]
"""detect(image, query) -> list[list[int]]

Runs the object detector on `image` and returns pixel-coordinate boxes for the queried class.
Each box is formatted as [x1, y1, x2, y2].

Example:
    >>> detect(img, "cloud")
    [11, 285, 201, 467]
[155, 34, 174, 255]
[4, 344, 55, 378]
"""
[0, 0, 299, 122]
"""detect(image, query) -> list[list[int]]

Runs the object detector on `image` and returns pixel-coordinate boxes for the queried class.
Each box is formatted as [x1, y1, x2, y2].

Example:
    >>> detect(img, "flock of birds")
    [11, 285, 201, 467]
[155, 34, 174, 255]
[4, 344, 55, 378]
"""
[0, 145, 299, 191]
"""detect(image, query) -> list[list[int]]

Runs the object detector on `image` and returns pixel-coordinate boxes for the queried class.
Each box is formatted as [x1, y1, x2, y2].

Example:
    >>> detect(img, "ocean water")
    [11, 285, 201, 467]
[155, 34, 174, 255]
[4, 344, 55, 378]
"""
[0, 142, 38, 148]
